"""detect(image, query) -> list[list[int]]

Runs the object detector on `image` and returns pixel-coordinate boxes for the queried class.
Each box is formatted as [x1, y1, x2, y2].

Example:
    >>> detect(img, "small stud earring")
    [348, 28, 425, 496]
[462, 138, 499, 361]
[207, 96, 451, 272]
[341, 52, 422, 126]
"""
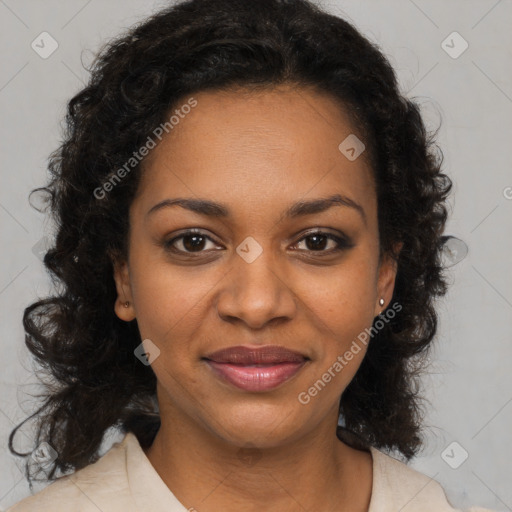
[379, 298, 385, 306]
[123, 301, 130, 308]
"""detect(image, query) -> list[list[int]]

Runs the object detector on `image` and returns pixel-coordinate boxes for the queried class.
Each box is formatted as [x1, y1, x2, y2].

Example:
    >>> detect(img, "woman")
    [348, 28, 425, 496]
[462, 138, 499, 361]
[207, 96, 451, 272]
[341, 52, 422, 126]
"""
[7, 0, 495, 510]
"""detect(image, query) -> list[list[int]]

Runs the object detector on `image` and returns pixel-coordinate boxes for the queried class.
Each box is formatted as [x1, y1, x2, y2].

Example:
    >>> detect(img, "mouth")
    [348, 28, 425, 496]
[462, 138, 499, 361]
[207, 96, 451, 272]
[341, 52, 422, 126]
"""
[202, 345, 309, 392]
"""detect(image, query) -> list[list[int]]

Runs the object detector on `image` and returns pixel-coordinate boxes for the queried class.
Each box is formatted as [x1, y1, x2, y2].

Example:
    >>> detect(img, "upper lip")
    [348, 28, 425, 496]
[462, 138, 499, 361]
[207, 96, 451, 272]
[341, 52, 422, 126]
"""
[203, 345, 308, 365]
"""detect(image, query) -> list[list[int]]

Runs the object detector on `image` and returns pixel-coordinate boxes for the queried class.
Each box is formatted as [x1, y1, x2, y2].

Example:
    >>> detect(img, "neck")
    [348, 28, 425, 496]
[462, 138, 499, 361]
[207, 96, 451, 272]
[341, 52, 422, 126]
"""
[143, 409, 373, 511]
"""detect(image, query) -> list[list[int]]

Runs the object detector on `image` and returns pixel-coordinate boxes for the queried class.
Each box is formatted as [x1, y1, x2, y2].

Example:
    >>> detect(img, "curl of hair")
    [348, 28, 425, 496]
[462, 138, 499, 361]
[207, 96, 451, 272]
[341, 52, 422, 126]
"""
[9, 0, 453, 487]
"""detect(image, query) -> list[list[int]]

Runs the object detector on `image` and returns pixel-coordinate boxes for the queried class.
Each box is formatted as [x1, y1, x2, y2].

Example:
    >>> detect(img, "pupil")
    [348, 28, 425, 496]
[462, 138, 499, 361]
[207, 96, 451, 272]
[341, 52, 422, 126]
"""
[307, 235, 327, 251]
[184, 235, 205, 252]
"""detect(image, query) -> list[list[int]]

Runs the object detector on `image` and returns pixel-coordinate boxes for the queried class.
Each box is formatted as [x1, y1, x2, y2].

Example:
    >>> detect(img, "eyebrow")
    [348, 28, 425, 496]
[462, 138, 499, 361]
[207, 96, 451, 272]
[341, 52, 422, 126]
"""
[146, 193, 366, 225]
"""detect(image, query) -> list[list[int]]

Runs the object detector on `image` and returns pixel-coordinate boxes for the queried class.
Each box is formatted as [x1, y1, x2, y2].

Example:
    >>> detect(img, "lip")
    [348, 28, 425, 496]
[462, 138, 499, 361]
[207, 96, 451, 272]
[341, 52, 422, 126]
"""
[203, 345, 308, 392]
[204, 345, 307, 364]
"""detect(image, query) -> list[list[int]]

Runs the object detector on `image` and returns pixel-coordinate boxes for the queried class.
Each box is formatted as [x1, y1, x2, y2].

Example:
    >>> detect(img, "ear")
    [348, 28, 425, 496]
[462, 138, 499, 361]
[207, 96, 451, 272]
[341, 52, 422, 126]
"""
[110, 252, 136, 322]
[375, 242, 403, 316]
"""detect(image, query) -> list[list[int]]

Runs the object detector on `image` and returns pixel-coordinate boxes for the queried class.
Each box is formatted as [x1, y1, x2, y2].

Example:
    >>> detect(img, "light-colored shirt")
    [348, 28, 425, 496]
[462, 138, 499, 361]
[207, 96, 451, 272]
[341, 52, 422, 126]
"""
[7, 432, 495, 511]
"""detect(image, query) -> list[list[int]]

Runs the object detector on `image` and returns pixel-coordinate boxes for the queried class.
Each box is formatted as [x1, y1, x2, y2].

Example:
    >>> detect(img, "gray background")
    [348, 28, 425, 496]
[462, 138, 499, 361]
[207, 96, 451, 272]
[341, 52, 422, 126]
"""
[1, 0, 511, 510]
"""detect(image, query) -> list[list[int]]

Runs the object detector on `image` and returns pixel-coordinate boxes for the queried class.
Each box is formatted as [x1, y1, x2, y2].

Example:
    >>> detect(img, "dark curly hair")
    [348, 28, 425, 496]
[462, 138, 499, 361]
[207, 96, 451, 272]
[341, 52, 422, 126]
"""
[9, 0, 453, 489]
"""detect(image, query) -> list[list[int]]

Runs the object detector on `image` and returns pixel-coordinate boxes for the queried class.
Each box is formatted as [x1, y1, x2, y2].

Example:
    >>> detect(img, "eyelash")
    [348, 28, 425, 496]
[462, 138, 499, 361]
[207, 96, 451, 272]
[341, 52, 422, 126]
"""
[163, 228, 353, 256]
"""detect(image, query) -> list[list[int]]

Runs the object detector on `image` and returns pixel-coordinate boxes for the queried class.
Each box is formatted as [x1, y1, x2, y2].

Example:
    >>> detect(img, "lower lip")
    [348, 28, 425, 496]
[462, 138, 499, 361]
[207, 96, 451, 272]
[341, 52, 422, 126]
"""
[205, 360, 306, 392]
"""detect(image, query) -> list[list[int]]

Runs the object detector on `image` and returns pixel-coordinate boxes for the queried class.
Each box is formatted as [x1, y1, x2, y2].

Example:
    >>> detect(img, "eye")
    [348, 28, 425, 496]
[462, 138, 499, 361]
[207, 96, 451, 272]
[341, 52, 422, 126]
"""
[292, 230, 353, 254]
[163, 228, 353, 256]
[164, 229, 221, 254]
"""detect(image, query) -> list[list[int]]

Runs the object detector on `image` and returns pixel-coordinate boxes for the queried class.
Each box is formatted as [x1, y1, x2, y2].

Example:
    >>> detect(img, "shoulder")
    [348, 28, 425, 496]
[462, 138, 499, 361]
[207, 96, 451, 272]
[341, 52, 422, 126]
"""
[7, 436, 136, 512]
[369, 446, 495, 512]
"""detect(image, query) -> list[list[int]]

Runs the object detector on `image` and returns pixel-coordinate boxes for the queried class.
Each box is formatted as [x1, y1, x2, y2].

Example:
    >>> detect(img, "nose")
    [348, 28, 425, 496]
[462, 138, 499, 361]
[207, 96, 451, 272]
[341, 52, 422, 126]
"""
[215, 246, 297, 329]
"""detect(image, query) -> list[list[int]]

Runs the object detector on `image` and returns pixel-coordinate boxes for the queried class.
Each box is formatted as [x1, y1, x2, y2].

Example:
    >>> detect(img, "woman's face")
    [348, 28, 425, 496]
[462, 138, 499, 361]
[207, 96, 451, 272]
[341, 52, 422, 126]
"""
[113, 84, 399, 448]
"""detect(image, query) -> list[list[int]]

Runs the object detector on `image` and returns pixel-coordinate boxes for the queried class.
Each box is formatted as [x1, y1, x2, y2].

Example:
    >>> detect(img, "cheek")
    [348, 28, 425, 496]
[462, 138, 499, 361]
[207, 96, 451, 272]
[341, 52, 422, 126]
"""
[301, 256, 377, 329]
[294, 255, 377, 380]
[129, 254, 215, 347]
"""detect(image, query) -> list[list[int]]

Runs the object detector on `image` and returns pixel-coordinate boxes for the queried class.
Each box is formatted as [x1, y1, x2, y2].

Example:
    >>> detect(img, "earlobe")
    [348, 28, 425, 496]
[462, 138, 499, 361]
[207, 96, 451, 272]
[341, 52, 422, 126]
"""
[111, 256, 136, 322]
[375, 242, 402, 316]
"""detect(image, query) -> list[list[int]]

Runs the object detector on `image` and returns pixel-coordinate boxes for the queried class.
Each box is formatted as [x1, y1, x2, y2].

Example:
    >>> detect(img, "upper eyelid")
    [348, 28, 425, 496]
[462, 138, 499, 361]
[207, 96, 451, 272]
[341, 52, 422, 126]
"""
[169, 229, 220, 244]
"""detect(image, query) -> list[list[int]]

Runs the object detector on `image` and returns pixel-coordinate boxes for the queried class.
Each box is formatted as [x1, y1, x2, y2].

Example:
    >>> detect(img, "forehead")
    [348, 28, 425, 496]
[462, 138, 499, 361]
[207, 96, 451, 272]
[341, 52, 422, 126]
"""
[134, 85, 375, 220]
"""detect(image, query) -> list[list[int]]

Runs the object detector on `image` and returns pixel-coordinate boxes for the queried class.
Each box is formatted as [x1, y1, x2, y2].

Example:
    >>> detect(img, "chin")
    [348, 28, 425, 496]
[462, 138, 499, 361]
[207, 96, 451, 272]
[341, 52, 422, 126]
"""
[207, 406, 306, 447]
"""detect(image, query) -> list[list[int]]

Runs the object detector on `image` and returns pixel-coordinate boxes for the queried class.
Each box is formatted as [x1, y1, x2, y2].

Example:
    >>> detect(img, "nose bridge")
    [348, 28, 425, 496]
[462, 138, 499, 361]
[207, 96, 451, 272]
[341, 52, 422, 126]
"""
[215, 238, 296, 328]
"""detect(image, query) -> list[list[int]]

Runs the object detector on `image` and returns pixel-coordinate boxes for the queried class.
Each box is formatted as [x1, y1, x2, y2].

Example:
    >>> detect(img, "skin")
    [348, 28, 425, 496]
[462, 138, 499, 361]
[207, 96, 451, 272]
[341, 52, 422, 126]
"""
[112, 84, 401, 512]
